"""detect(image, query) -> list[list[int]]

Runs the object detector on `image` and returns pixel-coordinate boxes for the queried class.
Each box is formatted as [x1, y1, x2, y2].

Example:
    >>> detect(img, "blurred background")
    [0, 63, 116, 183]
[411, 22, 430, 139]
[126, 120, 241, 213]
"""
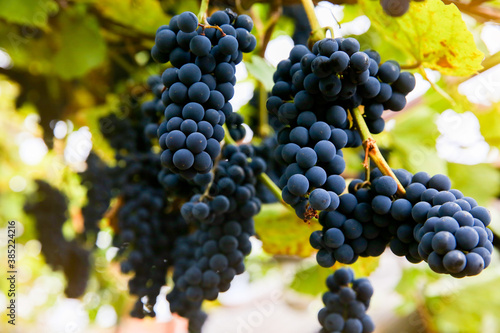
[1, 0, 500, 332]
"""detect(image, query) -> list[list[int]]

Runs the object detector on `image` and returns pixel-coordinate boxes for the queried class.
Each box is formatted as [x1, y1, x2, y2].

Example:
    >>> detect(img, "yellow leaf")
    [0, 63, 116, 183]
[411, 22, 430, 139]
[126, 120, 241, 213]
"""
[360, 0, 484, 76]
[333, 257, 380, 278]
[290, 257, 380, 296]
[254, 203, 320, 257]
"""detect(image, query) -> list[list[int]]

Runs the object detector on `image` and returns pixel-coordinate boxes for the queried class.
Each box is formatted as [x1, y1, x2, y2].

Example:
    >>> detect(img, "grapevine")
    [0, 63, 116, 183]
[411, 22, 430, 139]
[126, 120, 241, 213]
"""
[5, 0, 498, 331]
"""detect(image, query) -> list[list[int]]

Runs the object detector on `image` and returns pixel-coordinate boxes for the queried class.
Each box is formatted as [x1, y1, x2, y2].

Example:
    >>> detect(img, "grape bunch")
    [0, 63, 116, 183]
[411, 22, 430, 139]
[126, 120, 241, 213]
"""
[318, 268, 375, 333]
[405, 173, 494, 277]
[267, 40, 415, 220]
[97, 95, 193, 318]
[152, 10, 256, 179]
[309, 165, 493, 277]
[111, 153, 189, 317]
[166, 144, 266, 332]
[24, 180, 91, 298]
[79, 152, 113, 238]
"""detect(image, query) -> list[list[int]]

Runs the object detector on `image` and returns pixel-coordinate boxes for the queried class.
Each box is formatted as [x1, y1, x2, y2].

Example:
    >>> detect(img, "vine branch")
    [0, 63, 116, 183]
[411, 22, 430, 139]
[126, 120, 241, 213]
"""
[259, 1, 283, 57]
[442, 0, 500, 22]
[350, 107, 406, 196]
[300, 0, 326, 45]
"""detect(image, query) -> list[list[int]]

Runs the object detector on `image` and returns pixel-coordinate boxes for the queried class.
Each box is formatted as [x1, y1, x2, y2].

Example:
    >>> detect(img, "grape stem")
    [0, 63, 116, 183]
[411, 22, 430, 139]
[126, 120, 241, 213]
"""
[197, 0, 210, 23]
[418, 65, 455, 106]
[104, 196, 124, 232]
[259, 4, 283, 57]
[300, 0, 327, 45]
[223, 123, 289, 207]
[198, 23, 226, 37]
[258, 173, 288, 206]
[350, 107, 406, 196]
[258, 82, 270, 137]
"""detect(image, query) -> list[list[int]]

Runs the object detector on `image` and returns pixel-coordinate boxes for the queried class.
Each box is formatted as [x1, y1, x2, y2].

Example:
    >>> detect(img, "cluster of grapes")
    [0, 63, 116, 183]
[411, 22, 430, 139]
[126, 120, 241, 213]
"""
[310, 166, 493, 277]
[152, 10, 256, 179]
[267, 39, 415, 220]
[96, 95, 192, 317]
[402, 172, 493, 277]
[24, 180, 91, 298]
[166, 144, 265, 332]
[79, 152, 113, 238]
[318, 268, 375, 333]
[111, 152, 189, 317]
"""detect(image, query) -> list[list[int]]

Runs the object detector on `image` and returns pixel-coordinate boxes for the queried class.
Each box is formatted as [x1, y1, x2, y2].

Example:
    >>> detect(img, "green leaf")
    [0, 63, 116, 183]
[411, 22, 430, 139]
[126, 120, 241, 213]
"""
[394, 267, 440, 315]
[52, 11, 107, 79]
[341, 4, 364, 23]
[360, 0, 484, 76]
[254, 203, 319, 257]
[0, 0, 58, 28]
[447, 163, 500, 205]
[290, 264, 331, 296]
[94, 0, 170, 35]
[245, 56, 275, 91]
[426, 276, 500, 333]
[386, 106, 448, 174]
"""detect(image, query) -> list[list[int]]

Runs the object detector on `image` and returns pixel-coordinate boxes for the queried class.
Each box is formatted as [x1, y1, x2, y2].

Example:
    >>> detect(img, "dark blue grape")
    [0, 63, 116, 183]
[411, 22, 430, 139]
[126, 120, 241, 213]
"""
[166, 130, 186, 151]
[377, 61, 400, 83]
[169, 82, 188, 103]
[310, 189, 332, 210]
[178, 12, 198, 33]
[234, 14, 254, 31]
[317, 249, 335, 267]
[390, 198, 412, 221]
[340, 38, 360, 55]
[287, 174, 309, 196]
[305, 166, 327, 187]
[374, 176, 397, 196]
[432, 231, 456, 255]
[330, 51, 350, 72]
[155, 29, 177, 52]
[218, 35, 238, 55]
[173, 149, 195, 170]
